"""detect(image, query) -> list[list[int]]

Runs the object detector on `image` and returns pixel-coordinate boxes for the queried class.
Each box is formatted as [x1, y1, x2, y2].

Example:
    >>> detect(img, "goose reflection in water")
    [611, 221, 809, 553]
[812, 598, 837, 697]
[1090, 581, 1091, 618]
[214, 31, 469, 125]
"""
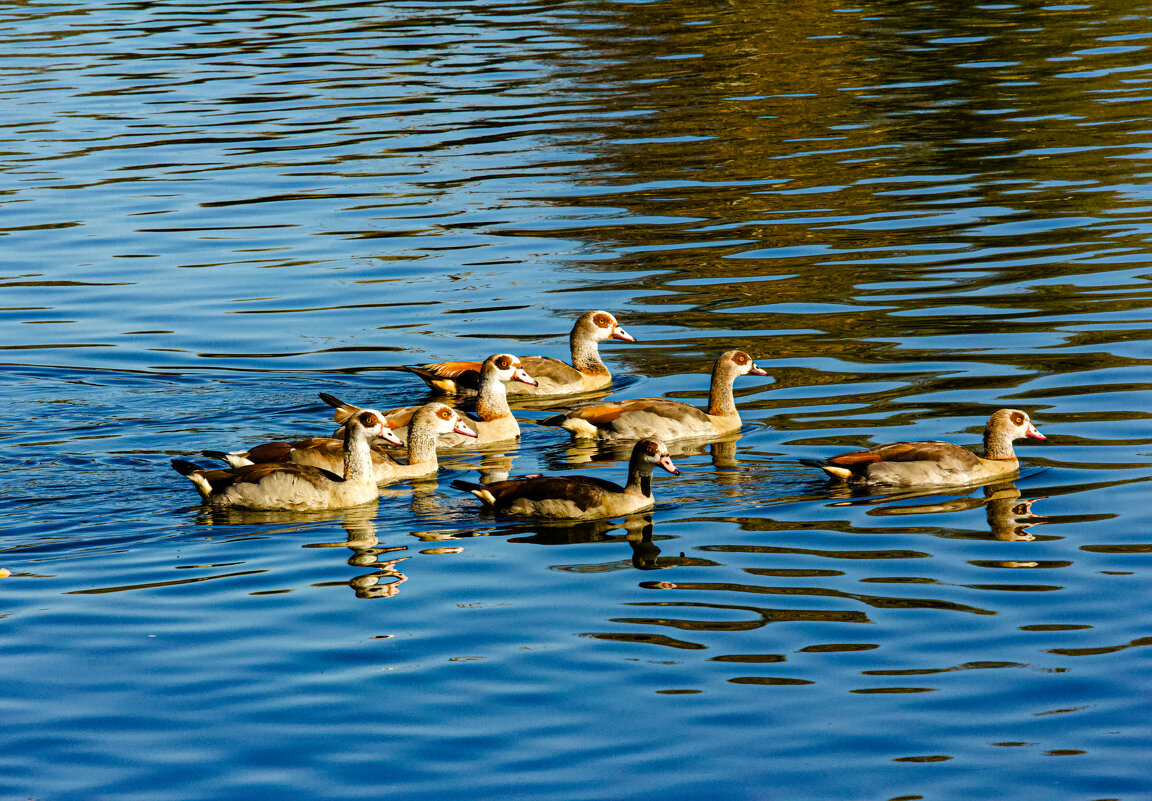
[201, 503, 412, 599]
[508, 514, 713, 573]
[837, 481, 1046, 543]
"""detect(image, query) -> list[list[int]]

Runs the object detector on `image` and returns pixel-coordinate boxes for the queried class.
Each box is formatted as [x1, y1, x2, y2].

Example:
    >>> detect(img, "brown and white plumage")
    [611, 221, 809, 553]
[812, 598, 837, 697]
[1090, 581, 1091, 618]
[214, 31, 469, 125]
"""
[801, 409, 1046, 487]
[205, 398, 477, 484]
[452, 438, 680, 520]
[403, 311, 635, 396]
[540, 350, 767, 441]
[172, 407, 393, 510]
[385, 354, 536, 447]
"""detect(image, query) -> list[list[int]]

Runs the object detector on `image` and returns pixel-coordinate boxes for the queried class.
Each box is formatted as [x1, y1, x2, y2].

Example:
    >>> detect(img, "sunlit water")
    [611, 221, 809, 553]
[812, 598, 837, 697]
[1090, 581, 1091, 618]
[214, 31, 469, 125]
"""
[3, 1, 1152, 799]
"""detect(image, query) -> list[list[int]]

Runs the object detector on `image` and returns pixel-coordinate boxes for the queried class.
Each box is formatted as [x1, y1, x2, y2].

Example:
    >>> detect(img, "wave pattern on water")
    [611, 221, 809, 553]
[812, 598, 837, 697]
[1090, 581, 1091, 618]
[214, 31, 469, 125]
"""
[2, 1, 1152, 800]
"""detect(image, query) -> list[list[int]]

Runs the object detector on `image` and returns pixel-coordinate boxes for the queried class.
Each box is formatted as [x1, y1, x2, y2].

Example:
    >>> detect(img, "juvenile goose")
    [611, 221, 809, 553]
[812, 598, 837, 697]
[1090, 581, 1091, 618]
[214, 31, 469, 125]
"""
[403, 310, 635, 396]
[540, 350, 767, 441]
[172, 407, 392, 511]
[205, 399, 477, 484]
[386, 353, 536, 447]
[452, 438, 680, 520]
[801, 409, 1046, 487]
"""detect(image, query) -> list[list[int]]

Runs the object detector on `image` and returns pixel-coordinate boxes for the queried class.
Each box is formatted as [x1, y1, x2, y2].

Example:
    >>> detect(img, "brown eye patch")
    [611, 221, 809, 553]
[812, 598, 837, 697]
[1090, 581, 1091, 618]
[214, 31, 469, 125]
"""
[734, 352, 749, 364]
[495, 355, 512, 370]
[593, 312, 612, 329]
[1011, 411, 1025, 426]
[437, 407, 452, 420]
[359, 411, 381, 427]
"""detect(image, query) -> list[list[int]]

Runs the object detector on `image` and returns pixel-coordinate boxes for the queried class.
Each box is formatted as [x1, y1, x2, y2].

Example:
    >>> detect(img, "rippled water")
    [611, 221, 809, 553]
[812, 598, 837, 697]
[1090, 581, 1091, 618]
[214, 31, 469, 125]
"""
[3, 1, 1152, 799]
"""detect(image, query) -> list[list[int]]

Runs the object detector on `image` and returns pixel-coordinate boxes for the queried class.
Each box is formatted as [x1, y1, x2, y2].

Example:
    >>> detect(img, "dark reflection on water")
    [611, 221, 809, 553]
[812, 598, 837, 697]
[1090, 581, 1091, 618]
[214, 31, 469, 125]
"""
[2, 1, 1152, 799]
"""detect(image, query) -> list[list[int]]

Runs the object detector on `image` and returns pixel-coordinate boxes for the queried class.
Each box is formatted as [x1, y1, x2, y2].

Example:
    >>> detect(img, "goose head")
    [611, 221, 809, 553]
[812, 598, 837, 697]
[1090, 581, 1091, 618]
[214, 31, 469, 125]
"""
[580, 310, 636, 344]
[636, 438, 680, 476]
[426, 403, 478, 438]
[720, 350, 768, 378]
[484, 353, 537, 386]
[990, 409, 1045, 442]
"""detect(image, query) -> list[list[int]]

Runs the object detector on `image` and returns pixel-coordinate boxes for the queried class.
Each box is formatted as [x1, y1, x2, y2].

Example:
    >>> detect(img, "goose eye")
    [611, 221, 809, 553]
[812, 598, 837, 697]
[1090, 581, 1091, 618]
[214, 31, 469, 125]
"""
[593, 312, 612, 329]
[437, 408, 452, 420]
[735, 352, 749, 364]
[360, 412, 380, 427]
[1011, 411, 1025, 425]
[496, 355, 512, 370]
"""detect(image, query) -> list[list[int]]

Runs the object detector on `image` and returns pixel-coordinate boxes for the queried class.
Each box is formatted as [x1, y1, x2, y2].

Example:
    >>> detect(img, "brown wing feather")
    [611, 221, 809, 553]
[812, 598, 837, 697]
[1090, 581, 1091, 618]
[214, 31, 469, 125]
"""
[830, 440, 980, 467]
[618, 397, 710, 424]
[240, 442, 295, 463]
[562, 402, 626, 425]
[382, 405, 419, 429]
[404, 361, 484, 392]
[519, 356, 581, 384]
[488, 476, 622, 511]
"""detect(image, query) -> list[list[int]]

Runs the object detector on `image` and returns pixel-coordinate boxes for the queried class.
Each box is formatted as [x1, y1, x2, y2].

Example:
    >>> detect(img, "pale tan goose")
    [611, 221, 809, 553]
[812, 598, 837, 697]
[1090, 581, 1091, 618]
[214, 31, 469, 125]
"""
[172, 408, 392, 511]
[801, 409, 1046, 487]
[452, 438, 680, 520]
[205, 400, 477, 484]
[403, 310, 635, 396]
[540, 350, 767, 441]
[384, 353, 536, 448]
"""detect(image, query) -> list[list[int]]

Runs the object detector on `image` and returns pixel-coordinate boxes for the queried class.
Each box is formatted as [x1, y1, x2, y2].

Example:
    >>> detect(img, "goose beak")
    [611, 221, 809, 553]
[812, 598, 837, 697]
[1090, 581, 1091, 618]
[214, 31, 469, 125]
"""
[380, 426, 404, 446]
[513, 367, 537, 386]
[658, 453, 680, 476]
[1026, 423, 1046, 440]
[612, 325, 636, 343]
[454, 418, 479, 438]
[750, 361, 768, 376]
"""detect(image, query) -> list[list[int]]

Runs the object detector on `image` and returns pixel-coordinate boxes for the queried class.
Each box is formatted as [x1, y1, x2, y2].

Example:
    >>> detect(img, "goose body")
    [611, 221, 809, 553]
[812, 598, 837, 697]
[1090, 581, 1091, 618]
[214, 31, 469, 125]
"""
[206, 399, 477, 484]
[802, 409, 1046, 487]
[404, 311, 634, 396]
[173, 407, 392, 510]
[541, 350, 767, 441]
[452, 438, 680, 520]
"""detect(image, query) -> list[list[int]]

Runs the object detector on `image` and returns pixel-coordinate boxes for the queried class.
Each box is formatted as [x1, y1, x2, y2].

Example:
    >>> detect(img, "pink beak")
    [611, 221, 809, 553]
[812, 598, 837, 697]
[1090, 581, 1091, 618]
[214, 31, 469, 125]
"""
[513, 367, 537, 386]
[379, 426, 404, 446]
[612, 326, 636, 343]
[750, 362, 768, 376]
[454, 418, 478, 438]
[1026, 423, 1045, 440]
[659, 454, 680, 476]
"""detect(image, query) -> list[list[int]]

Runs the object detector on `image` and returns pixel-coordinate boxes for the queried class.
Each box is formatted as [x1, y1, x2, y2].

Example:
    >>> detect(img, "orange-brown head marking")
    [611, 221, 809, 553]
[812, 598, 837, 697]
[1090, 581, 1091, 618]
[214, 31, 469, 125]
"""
[593, 312, 613, 329]
[358, 411, 382, 428]
[436, 406, 453, 422]
[1011, 411, 1026, 426]
[494, 354, 514, 371]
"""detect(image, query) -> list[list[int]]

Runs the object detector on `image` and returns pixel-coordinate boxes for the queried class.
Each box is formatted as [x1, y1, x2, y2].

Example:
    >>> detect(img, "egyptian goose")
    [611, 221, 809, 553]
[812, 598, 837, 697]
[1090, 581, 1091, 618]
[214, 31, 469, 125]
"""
[172, 407, 393, 511]
[403, 310, 635, 396]
[205, 399, 477, 484]
[452, 438, 680, 520]
[801, 409, 1046, 487]
[540, 350, 767, 441]
[384, 353, 536, 447]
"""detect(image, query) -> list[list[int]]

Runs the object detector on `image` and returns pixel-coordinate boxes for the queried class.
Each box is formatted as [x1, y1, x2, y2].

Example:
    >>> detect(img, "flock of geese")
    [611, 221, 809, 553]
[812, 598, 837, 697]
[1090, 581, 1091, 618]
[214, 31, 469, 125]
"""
[172, 310, 1047, 520]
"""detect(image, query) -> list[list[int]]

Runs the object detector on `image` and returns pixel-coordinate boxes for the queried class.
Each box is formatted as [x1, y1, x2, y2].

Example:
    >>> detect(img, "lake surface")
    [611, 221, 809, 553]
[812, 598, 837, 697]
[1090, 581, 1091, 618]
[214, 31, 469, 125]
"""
[3, 1, 1152, 799]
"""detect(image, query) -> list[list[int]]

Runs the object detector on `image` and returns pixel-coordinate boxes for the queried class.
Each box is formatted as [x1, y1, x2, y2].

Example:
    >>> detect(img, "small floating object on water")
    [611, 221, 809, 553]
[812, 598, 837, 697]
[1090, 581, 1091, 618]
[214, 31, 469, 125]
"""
[452, 438, 680, 521]
[800, 409, 1046, 487]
